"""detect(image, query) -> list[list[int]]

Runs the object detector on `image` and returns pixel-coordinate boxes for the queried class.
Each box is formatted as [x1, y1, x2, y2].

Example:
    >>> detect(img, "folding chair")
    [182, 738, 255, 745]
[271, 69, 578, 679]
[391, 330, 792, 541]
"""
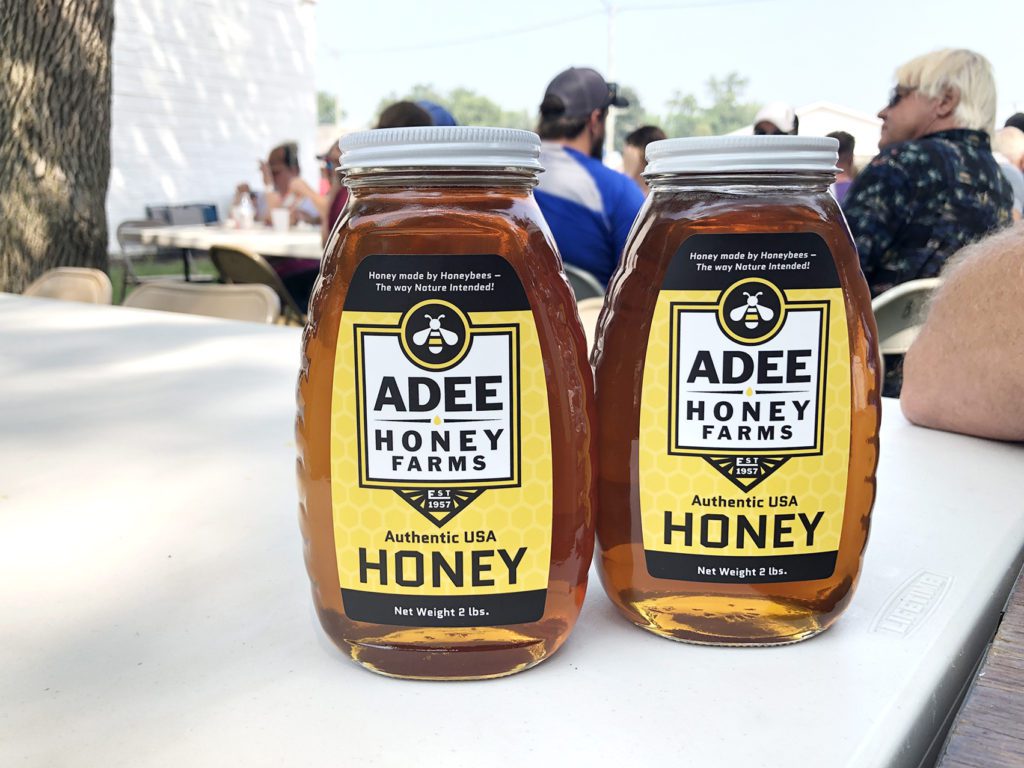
[563, 263, 605, 300]
[123, 282, 280, 324]
[871, 277, 942, 383]
[209, 244, 307, 325]
[116, 219, 183, 295]
[872, 278, 942, 355]
[23, 267, 113, 304]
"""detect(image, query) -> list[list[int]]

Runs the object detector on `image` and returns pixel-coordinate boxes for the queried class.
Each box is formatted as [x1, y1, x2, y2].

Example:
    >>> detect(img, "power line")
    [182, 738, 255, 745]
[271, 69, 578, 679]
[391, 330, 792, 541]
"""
[329, 9, 602, 56]
[327, 0, 781, 57]
[621, 0, 776, 12]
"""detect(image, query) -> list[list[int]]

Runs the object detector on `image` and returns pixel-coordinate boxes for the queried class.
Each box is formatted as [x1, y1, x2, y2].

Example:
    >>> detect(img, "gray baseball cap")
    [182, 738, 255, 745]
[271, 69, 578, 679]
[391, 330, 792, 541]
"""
[541, 67, 628, 118]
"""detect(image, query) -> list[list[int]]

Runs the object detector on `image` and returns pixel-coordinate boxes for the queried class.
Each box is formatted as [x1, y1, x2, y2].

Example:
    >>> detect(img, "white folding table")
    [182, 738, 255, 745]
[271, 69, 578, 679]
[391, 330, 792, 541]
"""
[124, 223, 323, 260]
[2, 294, 1022, 767]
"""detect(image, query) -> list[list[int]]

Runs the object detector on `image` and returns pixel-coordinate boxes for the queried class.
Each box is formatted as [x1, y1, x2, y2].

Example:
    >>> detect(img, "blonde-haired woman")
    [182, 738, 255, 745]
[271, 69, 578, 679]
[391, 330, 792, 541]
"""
[845, 49, 1011, 272]
[842, 48, 1013, 396]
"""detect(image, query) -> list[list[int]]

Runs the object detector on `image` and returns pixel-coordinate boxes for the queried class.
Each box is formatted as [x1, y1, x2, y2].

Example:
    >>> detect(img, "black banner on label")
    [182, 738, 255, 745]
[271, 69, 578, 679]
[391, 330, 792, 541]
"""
[645, 550, 838, 583]
[662, 233, 840, 291]
[341, 589, 547, 627]
[345, 254, 530, 313]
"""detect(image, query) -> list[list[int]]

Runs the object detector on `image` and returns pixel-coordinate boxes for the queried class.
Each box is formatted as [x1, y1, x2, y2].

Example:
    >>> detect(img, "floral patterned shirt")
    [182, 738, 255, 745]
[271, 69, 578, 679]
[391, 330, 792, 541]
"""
[842, 129, 1013, 298]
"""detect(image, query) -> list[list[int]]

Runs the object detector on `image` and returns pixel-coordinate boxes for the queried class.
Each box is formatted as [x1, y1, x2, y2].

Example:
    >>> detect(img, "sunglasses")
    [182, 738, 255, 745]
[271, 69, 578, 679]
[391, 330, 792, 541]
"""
[887, 86, 917, 109]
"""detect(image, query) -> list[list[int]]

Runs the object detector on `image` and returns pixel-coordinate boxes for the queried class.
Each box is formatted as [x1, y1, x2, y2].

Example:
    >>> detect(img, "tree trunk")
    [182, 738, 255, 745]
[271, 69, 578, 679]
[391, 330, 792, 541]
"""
[0, 0, 113, 293]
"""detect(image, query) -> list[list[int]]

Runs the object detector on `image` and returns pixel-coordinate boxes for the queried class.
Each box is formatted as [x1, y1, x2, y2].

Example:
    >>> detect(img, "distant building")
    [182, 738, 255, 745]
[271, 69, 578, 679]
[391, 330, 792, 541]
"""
[107, 0, 318, 246]
[730, 101, 882, 168]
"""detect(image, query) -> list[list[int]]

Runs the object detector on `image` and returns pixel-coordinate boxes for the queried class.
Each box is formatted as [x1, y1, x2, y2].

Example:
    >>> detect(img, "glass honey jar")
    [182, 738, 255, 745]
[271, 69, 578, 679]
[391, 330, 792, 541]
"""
[297, 127, 596, 677]
[593, 136, 881, 645]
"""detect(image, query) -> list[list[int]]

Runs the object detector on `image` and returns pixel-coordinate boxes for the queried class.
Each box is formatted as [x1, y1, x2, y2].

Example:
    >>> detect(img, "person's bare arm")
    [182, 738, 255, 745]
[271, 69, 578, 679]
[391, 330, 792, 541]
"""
[258, 160, 284, 224]
[900, 224, 1024, 440]
[287, 177, 328, 220]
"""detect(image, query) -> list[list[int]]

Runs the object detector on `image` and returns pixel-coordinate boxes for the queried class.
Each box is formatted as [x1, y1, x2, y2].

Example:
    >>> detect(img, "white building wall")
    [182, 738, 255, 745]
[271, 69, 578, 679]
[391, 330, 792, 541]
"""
[108, 0, 317, 246]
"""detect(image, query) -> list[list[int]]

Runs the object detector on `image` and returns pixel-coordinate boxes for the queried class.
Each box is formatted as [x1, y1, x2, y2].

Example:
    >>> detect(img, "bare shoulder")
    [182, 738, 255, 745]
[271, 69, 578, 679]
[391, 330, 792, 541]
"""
[900, 224, 1024, 441]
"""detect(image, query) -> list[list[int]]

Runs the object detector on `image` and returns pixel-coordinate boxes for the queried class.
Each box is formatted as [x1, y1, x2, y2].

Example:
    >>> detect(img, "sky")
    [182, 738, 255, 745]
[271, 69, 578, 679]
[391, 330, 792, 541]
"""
[316, 0, 1021, 131]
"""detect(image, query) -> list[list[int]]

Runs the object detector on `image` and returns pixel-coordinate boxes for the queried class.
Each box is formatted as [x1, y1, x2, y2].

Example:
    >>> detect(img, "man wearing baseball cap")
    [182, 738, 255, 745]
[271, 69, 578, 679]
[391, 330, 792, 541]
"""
[534, 66, 645, 287]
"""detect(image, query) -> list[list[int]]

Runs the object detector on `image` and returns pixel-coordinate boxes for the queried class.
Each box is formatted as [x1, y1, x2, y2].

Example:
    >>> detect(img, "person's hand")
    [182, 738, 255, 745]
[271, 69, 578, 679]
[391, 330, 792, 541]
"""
[259, 160, 273, 187]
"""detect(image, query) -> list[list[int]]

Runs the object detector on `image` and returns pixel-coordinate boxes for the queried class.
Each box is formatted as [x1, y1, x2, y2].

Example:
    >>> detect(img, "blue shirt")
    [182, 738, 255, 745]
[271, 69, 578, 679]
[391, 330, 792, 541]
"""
[535, 144, 645, 286]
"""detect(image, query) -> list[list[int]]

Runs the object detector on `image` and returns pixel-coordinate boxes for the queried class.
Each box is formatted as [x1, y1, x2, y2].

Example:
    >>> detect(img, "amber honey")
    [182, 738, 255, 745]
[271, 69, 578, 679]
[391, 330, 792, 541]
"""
[594, 137, 881, 645]
[296, 127, 595, 678]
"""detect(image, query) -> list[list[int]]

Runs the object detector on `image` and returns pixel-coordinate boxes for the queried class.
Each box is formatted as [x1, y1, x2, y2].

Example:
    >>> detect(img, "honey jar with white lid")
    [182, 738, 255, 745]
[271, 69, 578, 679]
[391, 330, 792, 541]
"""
[593, 136, 881, 645]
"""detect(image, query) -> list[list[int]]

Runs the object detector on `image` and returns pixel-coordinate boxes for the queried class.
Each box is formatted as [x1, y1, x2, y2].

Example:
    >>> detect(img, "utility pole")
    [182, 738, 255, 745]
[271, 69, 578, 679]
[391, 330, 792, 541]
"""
[602, 1, 617, 162]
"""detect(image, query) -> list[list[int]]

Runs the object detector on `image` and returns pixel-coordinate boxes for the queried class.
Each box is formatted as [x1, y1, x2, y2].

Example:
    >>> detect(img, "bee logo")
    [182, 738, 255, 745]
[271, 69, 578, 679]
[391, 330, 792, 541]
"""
[412, 314, 459, 354]
[717, 278, 786, 344]
[729, 291, 775, 330]
[399, 300, 472, 370]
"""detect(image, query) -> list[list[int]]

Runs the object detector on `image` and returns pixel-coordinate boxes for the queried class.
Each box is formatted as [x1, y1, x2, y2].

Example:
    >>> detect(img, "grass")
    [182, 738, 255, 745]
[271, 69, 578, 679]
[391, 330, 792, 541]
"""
[109, 251, 218, 305]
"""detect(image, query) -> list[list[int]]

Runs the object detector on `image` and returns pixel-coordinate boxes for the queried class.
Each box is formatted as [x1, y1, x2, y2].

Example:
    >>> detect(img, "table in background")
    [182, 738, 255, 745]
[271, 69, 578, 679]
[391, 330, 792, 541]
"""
[2, 294, 1023, 768]
[125, 223, 323, 260]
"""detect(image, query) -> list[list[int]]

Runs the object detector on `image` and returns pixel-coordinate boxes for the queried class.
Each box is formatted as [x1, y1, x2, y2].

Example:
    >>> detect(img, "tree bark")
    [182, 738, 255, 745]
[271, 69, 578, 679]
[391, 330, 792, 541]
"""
[0, 0, 113, 292]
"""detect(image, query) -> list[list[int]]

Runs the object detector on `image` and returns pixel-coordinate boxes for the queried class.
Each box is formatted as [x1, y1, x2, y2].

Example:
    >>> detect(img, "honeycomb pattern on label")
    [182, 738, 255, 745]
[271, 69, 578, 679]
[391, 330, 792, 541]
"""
[639, 289, 851, 556]
[330, 309, 553, 595]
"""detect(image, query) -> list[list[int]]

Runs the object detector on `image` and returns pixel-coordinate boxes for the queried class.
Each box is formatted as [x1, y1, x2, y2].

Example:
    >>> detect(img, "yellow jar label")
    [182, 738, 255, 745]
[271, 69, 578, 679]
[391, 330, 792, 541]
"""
[331, 255, 552, 625]
[639, 233, 851, 582]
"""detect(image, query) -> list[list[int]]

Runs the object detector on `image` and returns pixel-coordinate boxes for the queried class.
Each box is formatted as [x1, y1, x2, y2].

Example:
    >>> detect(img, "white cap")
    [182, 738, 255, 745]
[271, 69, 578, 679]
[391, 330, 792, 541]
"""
[754, 101, 797, 134]
[339, 126, 543, 171]
[644, 136, 840, 175]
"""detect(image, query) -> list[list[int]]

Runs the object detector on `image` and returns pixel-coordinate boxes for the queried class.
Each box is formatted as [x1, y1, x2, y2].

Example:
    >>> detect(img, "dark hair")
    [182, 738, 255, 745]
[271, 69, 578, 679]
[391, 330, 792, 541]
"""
[271, 142, 300, 171]
[625, 125, 667, 150]
[1005, 113, 1024, 133]
[377, 101, 433, 129]
[826, 130, 855, 159]
[535, 94, 596, 140]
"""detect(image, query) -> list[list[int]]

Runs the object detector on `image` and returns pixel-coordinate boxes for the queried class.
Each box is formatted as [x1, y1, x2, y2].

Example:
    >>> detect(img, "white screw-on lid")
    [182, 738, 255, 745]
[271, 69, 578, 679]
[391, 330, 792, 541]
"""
[645, 135, 840, 175]
[339, 126, 543, 171]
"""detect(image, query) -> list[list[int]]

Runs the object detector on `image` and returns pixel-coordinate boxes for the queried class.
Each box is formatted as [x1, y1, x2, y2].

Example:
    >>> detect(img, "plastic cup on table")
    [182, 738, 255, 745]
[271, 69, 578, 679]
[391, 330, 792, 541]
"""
[271, 208, 290, 232]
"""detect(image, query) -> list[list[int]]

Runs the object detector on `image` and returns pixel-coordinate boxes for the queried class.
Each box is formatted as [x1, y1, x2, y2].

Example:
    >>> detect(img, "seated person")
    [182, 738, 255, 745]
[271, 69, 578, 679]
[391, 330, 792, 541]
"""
[1006, 112, 1024, 133]
[377, 101, 433, 129]
[900, 223, 1024, 441]
[753, 102, 798, 135]
[843, 48, 1013, 298]
[318, 140, 347, 245]
[992, 126, 1024, 219]
[826, 130, 856, 203]
[235, 142, 321, 226]
[231, 142, 327, 311]
[288, 104, 436, 310]
[533, 66, 644, 287]
[319, 102, 434, 244]
[416, 100, 457, 127]
[622, 125, 667, 196]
